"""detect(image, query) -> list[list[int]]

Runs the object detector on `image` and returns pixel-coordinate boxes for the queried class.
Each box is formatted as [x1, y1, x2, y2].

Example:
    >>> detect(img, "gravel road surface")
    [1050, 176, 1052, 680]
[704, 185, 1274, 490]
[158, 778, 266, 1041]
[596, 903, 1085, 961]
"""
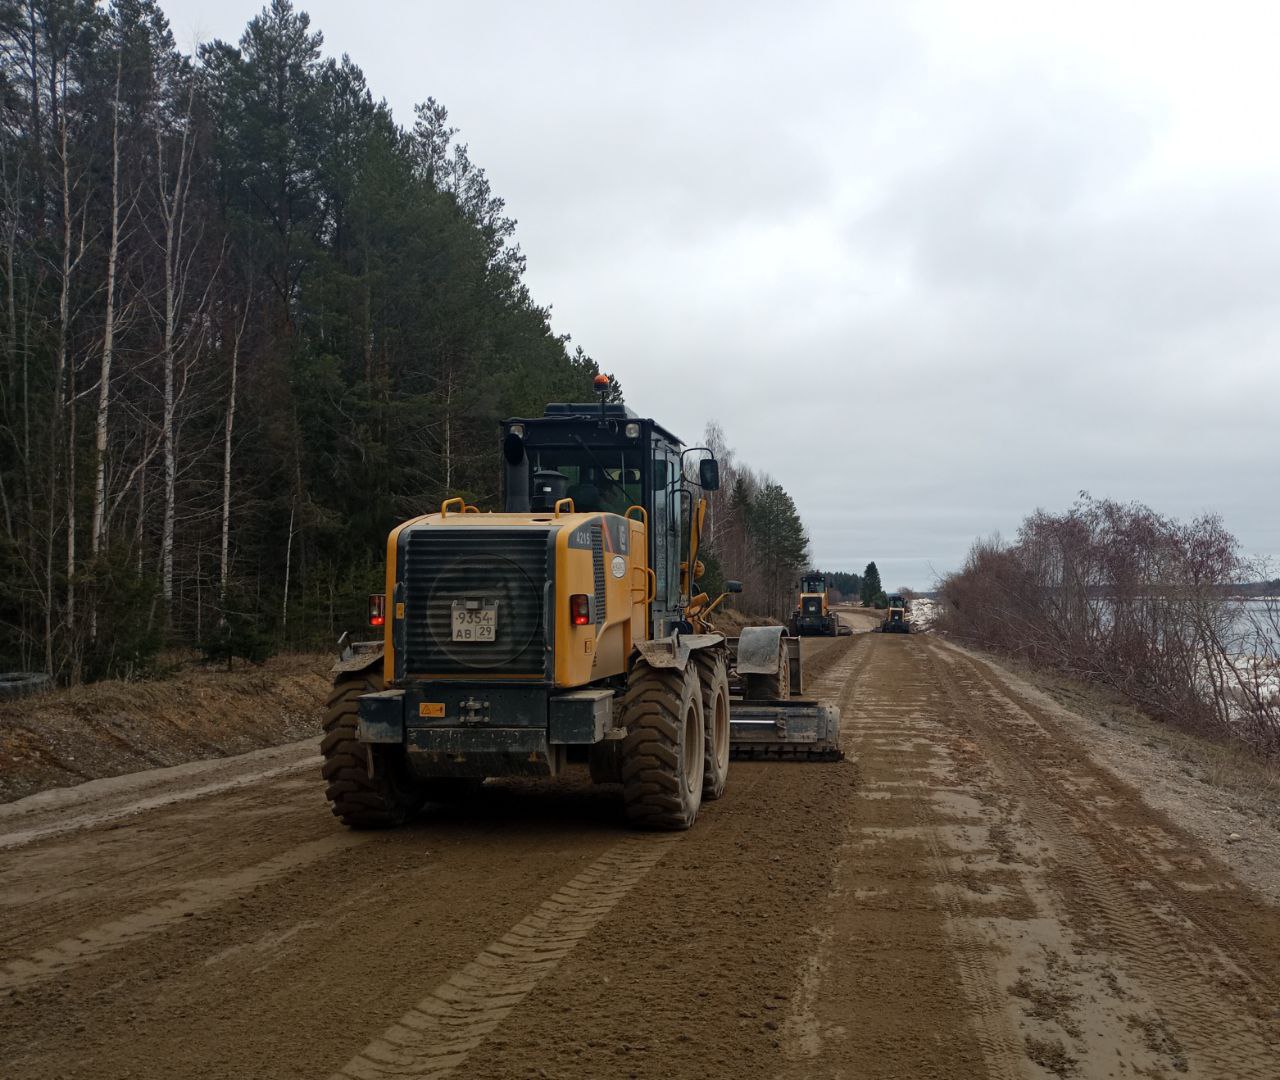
[3, 615, 1277, 1079]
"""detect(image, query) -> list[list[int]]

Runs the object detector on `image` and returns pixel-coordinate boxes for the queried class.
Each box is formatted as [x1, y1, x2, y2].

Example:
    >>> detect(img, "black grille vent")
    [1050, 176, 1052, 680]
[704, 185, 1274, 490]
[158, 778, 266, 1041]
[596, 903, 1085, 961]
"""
[592, 525, 606, 626]
[401, 529, 550, 677]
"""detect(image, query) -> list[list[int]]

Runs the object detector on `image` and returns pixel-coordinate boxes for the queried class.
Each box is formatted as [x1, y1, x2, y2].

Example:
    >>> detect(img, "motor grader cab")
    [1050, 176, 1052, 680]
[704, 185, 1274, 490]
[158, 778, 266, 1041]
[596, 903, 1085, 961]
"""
[323, 379, 841, 832]
[881, 593, 911, 634]
[790, 573, 839, 637]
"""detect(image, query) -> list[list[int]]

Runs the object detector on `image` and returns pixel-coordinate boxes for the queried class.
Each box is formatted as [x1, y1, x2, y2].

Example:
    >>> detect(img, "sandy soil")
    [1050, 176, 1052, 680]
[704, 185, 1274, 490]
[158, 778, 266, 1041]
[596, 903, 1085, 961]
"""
[1, 628, 1277, 1079]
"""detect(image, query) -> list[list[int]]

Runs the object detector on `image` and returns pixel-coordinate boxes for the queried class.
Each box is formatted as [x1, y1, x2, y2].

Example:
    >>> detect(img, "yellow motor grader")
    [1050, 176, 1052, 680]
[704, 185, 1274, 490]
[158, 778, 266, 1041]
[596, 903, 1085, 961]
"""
[879, 593, 912, 634]
[323, 381, 841, 831]
[789, 573, 839, 636]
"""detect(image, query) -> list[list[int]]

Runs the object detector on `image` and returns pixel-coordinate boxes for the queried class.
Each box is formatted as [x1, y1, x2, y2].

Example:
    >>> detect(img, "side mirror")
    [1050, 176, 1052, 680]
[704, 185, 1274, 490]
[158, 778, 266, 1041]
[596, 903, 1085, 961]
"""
[699, 458, 720, 491]
[726, 580, 743, 594]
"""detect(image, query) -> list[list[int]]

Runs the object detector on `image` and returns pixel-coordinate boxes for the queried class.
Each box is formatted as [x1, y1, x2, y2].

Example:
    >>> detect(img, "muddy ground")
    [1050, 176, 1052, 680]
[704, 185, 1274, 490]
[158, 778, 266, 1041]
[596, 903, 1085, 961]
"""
[2, 616, 1278, 1079]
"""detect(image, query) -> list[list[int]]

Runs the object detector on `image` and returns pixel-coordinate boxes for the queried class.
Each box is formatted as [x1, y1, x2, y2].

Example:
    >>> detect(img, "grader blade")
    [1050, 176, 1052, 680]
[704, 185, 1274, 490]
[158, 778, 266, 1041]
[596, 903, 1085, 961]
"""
[728, 699, 843, 761]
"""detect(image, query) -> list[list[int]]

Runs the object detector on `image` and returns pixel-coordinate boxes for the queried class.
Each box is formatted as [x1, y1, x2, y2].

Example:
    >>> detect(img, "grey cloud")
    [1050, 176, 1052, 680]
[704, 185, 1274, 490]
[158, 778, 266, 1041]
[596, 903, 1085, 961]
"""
[163, 0, 1280, 586]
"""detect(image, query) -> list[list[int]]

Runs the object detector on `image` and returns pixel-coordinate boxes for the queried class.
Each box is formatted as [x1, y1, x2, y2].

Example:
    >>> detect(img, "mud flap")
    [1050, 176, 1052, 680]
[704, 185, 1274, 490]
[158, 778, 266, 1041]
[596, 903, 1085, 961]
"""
[727, 629, 802, 696]
[332, 636, 384, 678]
[633, 632, 725, 670]
[734, 625, 786, 674]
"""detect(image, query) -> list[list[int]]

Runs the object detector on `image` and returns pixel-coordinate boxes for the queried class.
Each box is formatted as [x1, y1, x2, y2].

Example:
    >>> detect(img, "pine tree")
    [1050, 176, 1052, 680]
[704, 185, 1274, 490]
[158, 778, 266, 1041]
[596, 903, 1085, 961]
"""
[814, 570, 862, 603]
[749, 483, 810, 619]
[0, 0, 636, 679]
[861, 561, 884, 607]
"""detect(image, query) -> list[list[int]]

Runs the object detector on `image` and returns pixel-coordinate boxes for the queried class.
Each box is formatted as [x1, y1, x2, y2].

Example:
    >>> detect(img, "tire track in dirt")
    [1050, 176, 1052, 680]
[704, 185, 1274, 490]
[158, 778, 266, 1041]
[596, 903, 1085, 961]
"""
[0, 831, 368, 991]
[779, 639, 878, 1063]
[332, 834, 680, 1080]
[335, 636, 864, 1080]
[940, 642, 1280, 1001]
[780, 634, 1014, 1079]
[0, 751, 315, 851]
[0, 775, 635, 1079]
[905, 742, 1024, 1080]
[925, 640, 1280, 1078]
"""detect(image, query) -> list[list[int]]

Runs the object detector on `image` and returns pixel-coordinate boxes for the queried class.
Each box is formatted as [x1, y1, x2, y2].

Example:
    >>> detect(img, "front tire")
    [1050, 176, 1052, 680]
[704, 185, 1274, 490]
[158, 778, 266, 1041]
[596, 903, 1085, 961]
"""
[621, 660, 705, 830]
[744, 640, 791, 701]
[321, 669, 423, 829]
[694, 649, 730, 801]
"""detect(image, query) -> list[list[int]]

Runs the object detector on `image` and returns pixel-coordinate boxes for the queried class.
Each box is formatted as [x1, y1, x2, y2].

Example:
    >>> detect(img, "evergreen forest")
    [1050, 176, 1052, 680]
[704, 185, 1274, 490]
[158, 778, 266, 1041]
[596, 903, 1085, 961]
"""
[0, 0, 816, 681]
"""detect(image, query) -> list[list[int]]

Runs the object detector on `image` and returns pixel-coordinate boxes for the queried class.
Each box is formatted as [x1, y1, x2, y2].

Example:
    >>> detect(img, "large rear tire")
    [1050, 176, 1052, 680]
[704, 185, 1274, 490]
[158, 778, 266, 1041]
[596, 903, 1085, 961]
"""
[322, 669, 423, 829]
[743, 640, 791, 701]
[694, 649, 730, 801]
[621, 660, 705, 830]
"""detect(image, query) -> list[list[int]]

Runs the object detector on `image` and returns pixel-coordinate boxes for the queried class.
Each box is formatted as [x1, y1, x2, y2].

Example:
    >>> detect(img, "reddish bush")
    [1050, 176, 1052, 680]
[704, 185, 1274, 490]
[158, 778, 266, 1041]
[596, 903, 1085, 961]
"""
[938, 496, 1277, 754]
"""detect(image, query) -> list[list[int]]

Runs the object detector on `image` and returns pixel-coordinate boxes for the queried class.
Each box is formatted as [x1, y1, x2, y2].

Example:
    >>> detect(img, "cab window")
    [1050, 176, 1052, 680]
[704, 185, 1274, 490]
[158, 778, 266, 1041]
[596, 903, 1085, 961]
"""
[526, 446, 641, 513]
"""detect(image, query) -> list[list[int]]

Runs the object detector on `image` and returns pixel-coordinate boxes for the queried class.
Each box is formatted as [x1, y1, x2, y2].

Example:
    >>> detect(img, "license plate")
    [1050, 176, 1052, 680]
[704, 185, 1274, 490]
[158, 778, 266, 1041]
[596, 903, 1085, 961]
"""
[451, 600, 497, 642]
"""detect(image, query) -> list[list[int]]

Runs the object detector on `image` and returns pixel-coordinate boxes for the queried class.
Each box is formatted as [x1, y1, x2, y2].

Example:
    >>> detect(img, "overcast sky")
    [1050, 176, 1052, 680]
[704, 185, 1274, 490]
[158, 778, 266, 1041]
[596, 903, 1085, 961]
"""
[162, 0, 1280, 588]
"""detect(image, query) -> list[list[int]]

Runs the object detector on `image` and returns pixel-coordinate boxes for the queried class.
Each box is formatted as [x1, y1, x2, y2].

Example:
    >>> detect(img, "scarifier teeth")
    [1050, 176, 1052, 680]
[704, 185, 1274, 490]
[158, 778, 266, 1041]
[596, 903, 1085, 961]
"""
[730, 745, 844, 762]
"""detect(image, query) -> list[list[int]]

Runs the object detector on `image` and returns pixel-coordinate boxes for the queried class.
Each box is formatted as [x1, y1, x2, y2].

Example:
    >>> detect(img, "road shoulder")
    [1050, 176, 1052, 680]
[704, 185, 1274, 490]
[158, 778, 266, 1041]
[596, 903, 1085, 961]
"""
[938, 636, 1280, 907]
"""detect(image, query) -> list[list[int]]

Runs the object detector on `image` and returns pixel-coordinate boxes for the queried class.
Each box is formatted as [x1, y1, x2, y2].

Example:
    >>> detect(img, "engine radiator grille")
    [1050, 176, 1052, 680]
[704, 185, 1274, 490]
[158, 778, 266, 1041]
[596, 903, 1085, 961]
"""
[400, 528, 551, 678]
[591, 524, 606, 626]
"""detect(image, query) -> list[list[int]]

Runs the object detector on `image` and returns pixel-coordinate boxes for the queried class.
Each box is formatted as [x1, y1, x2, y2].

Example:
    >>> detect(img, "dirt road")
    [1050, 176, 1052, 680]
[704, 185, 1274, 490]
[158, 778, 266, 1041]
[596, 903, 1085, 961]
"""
[3, 623, 1279, 1079]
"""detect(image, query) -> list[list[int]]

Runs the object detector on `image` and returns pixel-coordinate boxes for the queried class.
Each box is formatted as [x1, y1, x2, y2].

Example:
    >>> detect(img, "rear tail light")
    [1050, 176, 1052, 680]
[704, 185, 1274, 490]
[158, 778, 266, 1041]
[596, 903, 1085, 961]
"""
[570, 594, 590, 626]
[368, 593, 386, 627]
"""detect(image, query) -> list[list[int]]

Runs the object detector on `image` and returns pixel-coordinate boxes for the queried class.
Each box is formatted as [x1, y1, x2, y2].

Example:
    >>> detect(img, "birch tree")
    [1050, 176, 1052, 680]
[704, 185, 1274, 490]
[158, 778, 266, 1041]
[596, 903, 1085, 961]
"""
[219, 292, 249, 599]
[151, 77, 211, 615]
[0, 0, 611, 679]
[89, 55, 130, 567]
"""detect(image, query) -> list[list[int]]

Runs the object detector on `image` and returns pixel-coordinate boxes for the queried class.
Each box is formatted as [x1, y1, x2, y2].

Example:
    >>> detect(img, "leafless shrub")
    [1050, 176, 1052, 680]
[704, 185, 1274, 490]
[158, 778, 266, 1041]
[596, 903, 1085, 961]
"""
[938, 496, 1278, 755]
[1225, 591, 1280, 751]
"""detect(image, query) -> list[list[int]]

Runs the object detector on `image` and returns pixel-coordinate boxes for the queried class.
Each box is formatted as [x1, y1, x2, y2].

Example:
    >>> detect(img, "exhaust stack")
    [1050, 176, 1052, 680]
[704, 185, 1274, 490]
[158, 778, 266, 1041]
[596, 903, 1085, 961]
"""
[503, 430, 530, 513]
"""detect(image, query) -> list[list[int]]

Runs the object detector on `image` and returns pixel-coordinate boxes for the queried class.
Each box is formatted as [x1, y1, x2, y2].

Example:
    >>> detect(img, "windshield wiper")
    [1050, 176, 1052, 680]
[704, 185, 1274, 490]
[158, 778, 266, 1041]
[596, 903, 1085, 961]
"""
[570, 434, 630, 499]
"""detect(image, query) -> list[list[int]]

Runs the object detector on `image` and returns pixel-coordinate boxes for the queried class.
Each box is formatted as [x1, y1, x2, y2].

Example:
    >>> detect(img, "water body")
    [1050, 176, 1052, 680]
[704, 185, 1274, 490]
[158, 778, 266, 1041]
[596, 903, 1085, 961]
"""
[1226, 598, 1279, 652]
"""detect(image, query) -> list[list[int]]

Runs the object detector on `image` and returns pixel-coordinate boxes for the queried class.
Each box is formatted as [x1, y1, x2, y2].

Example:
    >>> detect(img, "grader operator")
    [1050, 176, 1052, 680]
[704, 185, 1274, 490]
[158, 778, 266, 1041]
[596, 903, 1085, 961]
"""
[322, 379, 841, 832]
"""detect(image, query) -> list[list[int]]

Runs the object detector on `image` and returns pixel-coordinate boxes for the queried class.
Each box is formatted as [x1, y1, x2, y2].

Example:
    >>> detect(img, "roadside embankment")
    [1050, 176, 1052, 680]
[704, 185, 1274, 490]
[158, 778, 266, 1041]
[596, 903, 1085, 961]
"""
[0, 655, 329, 804]
[939, 635, 1280, 908]
[711, 607, 779, 634]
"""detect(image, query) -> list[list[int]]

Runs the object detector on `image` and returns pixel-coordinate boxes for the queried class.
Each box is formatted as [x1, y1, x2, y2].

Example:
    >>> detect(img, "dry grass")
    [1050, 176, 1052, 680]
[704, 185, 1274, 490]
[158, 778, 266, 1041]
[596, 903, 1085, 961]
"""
[710, 607, 780, 634]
